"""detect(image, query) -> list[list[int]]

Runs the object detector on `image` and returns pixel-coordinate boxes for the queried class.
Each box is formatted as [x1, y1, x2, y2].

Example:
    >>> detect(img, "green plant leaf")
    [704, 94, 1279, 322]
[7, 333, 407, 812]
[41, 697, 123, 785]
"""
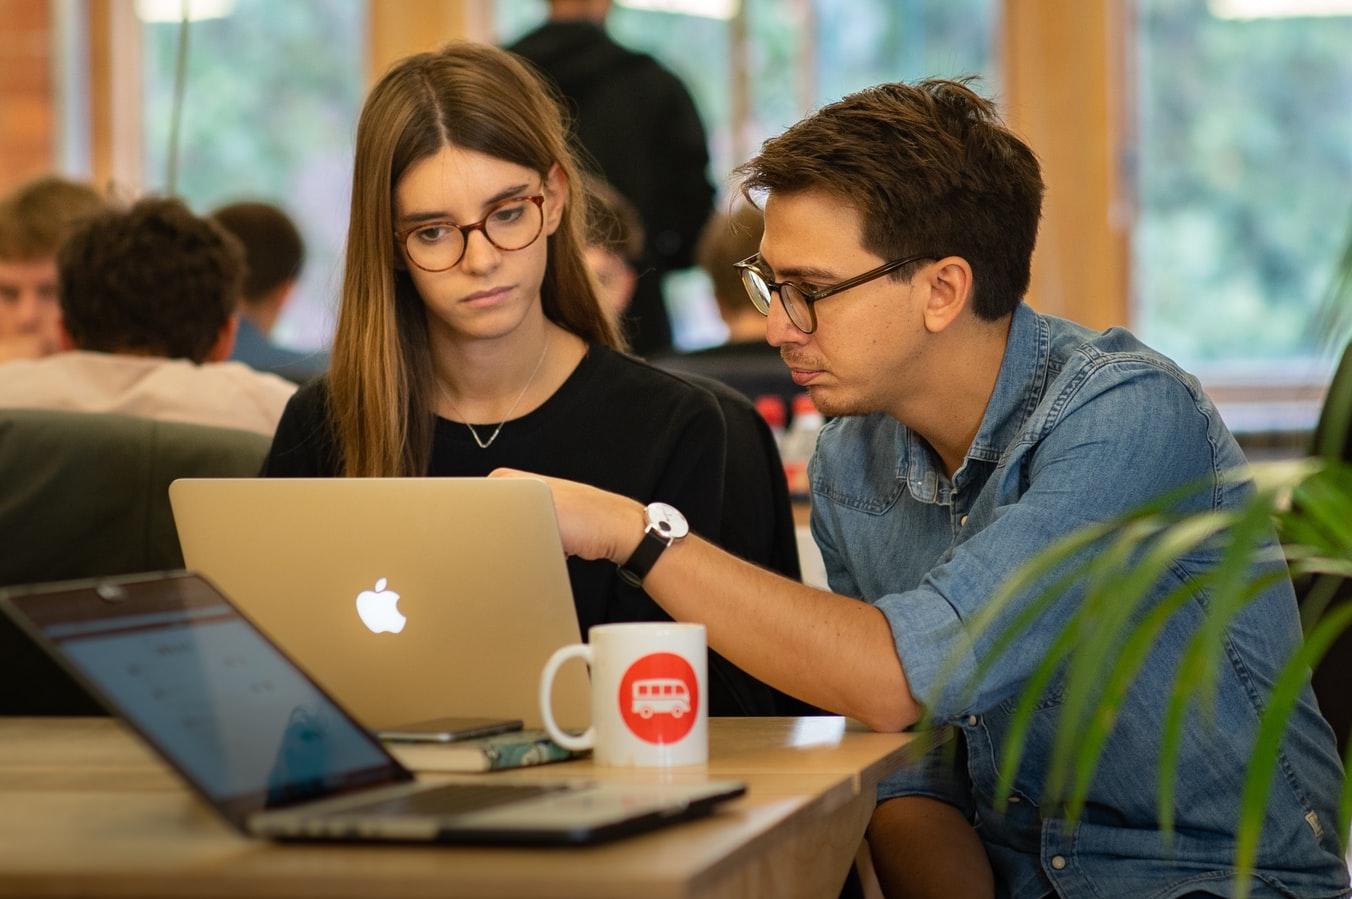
[1296, 476, 1352, 553]
[944, 472, 1226, 697]
[994, 618, 1080, 812]
[1046, 518, 1174, 805]
[1233, 603, 1352, 897]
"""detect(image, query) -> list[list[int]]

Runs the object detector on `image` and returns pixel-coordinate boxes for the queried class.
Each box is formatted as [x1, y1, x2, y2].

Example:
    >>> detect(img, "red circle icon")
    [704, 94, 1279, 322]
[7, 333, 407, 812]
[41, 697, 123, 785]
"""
[617, 652, 699, 744]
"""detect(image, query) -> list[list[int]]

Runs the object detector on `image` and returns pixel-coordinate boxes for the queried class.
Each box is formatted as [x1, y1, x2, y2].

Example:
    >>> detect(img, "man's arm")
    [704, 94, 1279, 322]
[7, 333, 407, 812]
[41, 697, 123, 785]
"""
[491, 468, 920, 731]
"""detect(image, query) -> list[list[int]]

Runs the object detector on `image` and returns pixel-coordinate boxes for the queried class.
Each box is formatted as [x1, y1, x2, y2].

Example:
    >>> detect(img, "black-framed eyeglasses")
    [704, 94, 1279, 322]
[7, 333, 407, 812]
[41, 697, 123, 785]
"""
[395, 194, 546, 273]
[734, 252, 937, 334]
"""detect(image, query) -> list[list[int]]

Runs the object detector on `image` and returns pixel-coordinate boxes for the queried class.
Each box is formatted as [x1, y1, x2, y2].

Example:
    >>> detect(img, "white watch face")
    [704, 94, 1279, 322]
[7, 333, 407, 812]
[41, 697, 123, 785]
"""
[646, 502, 689, 540]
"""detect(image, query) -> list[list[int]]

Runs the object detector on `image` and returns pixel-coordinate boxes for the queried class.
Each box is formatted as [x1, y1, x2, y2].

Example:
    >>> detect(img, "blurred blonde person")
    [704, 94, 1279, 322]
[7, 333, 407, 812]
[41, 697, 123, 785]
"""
[581, 175, 644, 331]
[0, 176, 106, 363]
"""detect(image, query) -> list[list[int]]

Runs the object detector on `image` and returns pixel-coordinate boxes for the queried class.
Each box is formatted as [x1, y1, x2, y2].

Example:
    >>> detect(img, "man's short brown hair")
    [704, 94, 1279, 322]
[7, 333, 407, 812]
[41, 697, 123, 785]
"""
[696, 204, 764, 317]
[58, 197, 244, 363]
[0, 175, 106, 262]
[736, 78, 1044, 320]
[210, 201, 305, 305]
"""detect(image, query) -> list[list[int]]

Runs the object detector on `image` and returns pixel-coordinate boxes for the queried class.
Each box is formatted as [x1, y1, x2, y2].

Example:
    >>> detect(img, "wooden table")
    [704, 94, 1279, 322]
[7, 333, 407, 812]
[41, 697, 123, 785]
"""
[0, 716, 922, 899]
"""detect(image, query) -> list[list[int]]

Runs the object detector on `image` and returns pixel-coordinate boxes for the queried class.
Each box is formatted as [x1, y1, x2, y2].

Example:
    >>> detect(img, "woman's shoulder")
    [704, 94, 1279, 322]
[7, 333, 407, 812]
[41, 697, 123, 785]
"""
[264, 377, 340, 477]
[277, 377, 332, 426]
[586, 345, 722, 414]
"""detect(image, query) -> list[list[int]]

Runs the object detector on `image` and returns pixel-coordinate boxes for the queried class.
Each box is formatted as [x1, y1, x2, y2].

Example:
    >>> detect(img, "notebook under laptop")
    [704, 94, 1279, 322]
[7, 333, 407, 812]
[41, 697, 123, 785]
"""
[0, 572, 744, 844]
[169, 478, 589, 732]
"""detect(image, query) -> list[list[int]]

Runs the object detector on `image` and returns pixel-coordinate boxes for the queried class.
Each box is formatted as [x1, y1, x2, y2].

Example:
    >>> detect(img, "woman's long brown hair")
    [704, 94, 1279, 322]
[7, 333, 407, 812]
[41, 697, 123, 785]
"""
[330, 42, 621, 477]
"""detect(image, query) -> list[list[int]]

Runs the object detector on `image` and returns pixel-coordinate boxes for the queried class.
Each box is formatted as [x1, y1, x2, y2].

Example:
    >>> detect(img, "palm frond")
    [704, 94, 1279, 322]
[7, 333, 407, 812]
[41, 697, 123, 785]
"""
[932, 456, 1352, 894]
[1234, 603, 1352, 898]
[1313, 210, 1352, 359]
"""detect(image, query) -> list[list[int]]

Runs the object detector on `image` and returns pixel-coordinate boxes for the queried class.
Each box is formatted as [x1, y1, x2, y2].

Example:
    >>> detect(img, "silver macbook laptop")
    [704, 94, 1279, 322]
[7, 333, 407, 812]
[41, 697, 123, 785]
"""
[0, 572, 744, 845]
[169, 478, 588, 731]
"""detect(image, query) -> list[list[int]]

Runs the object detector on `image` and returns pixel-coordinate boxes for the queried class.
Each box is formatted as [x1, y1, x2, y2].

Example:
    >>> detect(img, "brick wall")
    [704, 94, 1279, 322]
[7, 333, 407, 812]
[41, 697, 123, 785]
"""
[0, 0, 55, 195]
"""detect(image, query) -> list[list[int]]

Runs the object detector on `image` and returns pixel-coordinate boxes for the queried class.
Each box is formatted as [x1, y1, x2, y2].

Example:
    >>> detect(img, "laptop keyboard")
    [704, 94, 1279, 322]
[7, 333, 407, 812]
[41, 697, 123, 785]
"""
[341, 782, 572, 818]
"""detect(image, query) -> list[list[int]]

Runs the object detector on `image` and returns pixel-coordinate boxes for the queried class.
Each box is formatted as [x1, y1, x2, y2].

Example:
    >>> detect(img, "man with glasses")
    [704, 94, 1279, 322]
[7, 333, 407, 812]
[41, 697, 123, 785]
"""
[497, 79, 1347, 897]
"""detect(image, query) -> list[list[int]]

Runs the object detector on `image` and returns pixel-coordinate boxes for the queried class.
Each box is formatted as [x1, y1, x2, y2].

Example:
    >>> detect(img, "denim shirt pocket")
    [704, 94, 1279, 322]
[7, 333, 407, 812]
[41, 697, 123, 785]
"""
[961, 675, 1068, 817]
[813, 473, 908, 516]
[810, 416, 910, 516]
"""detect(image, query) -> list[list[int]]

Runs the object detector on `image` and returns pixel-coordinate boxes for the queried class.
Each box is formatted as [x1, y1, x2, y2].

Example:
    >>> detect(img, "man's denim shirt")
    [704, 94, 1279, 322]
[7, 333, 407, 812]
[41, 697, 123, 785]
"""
[809, 304, 1349, 898]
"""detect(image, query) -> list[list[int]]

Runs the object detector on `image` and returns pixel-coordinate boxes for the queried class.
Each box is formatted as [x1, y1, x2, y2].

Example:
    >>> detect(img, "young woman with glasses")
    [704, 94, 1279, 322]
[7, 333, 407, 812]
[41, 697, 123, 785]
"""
[262, 44, 780, 714]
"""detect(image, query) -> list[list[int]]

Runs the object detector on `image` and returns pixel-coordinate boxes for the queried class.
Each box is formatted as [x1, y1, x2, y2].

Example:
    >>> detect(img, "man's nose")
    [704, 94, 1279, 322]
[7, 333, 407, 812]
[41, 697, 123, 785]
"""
[14, 291, 42, 327]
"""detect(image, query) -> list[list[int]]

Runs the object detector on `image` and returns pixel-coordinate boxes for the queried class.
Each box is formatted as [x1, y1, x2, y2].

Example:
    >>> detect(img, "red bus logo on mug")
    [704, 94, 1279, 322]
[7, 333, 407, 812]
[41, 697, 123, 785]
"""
[618, 652, 699, 744]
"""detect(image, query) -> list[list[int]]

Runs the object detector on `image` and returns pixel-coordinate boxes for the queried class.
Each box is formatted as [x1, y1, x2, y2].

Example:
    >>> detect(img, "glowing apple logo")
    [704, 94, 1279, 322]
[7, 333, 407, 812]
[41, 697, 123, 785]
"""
[355, 578, 406, 634]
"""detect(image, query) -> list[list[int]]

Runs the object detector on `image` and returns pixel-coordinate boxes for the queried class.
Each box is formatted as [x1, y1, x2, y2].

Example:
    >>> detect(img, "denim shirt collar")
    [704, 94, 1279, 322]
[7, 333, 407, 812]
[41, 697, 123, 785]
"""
[898, 303, 1051, 503]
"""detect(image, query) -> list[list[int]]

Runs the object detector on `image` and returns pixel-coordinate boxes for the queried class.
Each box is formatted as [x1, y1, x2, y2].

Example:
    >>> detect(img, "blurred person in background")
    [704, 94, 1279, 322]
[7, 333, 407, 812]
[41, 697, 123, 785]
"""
[212, 201, 328, 384]
[508, 0, 715, 355]
[581, 174, 644, 331]
[0, 176, 106, 364]
[694, 204, 777, 360]
[652, 204, 800, 417]
[0, 197, 295, 436]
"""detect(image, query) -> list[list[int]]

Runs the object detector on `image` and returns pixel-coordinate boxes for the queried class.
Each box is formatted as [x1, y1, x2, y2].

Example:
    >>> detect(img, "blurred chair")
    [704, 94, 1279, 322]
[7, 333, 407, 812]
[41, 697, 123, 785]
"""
[0, 409, 270, 714]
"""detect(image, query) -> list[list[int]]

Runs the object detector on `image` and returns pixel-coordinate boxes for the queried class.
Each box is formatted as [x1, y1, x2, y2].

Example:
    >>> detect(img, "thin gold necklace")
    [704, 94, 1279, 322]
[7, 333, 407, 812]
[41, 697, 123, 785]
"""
[438, 336, 550, 449]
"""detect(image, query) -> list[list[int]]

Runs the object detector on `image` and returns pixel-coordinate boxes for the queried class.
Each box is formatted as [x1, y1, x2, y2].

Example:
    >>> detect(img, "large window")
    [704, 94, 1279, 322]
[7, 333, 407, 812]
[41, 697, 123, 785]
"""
[140, 0, 365, 350]
[497, 0, 996, 347]
[1133, 0, 1352, 382]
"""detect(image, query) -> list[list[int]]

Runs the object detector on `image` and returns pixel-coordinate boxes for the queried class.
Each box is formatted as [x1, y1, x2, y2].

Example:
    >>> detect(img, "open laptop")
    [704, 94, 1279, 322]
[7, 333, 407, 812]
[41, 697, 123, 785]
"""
[169, 478, 589, 731]
[0, 572, 744, 844]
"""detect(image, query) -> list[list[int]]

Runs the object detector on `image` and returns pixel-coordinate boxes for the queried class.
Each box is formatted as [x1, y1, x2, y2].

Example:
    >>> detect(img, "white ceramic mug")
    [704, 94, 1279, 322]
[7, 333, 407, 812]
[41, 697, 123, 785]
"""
[539, 622, 708, 767]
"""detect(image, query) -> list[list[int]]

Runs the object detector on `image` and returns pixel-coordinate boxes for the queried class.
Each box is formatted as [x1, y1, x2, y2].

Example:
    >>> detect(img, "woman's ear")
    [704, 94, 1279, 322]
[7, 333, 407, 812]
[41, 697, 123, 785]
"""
[543, 163, 569, 237]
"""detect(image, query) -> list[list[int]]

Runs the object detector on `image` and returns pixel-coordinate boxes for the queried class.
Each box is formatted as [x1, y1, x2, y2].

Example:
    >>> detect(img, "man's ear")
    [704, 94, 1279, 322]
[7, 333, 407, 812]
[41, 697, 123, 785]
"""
[57, 317, 78, 352]
[205, 313, 240, 363]
[264, 279, 296, 313]
[542, 163, 569, 237]
[922, 256, 974, 335]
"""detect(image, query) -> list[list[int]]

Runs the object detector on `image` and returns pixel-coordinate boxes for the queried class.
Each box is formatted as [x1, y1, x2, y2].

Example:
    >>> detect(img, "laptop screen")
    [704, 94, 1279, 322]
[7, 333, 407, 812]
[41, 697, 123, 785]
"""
[2, 574, 409, 826]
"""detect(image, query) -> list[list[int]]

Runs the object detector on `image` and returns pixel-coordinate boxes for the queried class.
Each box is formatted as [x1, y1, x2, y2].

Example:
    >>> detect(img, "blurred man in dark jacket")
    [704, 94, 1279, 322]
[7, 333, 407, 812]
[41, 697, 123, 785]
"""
[212, 201, 328, 385]
[508, 0, 715, 354]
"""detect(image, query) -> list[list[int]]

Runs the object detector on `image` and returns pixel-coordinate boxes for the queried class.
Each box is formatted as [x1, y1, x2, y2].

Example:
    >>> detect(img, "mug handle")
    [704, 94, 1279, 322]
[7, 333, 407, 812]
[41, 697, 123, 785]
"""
[539, 643, 594, 751]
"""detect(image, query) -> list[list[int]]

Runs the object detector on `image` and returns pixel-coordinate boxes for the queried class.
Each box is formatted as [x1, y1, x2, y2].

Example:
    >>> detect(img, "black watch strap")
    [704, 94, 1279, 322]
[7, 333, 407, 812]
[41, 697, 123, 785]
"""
[617, 530, 668, 587]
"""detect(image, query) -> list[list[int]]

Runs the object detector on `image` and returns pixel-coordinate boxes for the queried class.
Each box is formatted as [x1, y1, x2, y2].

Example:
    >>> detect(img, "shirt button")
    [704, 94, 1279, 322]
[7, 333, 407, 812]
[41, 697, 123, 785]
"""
[965, 714, 979, 726]
[1050, 855, 1067, 871]
[959, 514, 969, 526]
[1007, 795, 1021, 804]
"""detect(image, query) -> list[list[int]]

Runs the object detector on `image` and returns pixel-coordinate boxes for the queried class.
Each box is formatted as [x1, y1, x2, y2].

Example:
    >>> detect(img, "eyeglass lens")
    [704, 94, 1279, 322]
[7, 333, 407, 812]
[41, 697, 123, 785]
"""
[404, 197, 544, 272]
[740, 267, 813, 332]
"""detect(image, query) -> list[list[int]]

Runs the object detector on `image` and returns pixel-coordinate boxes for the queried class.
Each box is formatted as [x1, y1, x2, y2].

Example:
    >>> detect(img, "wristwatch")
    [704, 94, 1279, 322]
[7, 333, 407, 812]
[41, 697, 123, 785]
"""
[617, 502, 689, 587]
